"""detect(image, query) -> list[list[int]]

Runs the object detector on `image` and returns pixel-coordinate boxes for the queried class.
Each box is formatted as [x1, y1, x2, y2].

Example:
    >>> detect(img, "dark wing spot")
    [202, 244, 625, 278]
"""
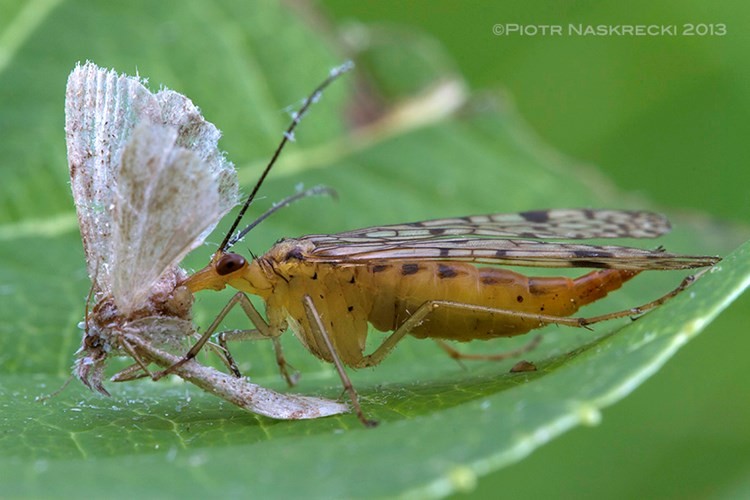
[481, 276, 499, 285]
[401, 263, 419, 275]
[438, 264, 458, 279]
[372, 264, 388, 273]
[429, 228, 445, 235]
[520, 210, 550, 223]
[439, 248, 451, 257]
[495, 249, 508, 258]
[575, 260, 612, 269]
[573, 249, 607, 258]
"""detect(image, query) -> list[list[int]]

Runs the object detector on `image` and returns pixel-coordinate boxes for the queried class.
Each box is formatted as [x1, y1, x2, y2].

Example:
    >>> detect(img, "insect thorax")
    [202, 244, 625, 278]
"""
[75, 267, 195, 393]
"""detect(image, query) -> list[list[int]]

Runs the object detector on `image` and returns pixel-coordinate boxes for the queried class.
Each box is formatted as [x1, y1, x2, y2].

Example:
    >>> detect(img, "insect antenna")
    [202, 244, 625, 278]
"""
[218, 61, 354, 254]
[226, 185, 337, 250]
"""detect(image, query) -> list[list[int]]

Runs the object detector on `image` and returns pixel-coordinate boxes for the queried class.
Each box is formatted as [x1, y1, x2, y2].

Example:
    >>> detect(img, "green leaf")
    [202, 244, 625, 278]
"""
[1, 1, 747, 498]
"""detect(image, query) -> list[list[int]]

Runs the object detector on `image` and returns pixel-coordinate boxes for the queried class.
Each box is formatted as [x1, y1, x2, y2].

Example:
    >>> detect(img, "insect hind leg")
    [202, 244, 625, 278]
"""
[434, 335, 542, 364]
[577, 272, 699, 326]
[359, 271, 702, 368]
[354, 300, 584, 370]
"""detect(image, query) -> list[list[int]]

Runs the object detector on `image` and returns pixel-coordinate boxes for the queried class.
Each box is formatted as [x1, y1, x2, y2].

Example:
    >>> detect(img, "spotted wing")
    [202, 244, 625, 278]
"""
[299, 211, 719, 271]
[311, 209, 672, 242]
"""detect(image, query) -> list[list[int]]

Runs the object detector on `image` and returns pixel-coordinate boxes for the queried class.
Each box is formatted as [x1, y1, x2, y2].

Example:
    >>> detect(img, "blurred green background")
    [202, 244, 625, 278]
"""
[0, 0, 747, 497]
[322, 1, 750, 497]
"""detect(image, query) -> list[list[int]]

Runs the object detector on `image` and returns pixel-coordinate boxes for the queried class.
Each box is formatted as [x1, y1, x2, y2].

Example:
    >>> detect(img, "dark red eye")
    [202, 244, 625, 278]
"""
[216, 253, 246, 276]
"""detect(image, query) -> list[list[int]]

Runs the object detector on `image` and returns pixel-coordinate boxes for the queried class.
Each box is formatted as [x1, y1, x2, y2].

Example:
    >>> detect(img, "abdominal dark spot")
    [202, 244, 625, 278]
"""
[311, 272, 318, 280]
[528, 279, 547, 296]
[372, 264, 388, 273]
[349, 276, 356, 284]
[438, 264, 457, 279]
[347, 306, 354, 312]
[401, 263, 419, 275]
[517, 295, 524, 303]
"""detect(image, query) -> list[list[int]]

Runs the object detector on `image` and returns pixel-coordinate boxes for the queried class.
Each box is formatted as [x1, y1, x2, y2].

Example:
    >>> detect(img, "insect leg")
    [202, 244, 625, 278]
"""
[117, 336, 157, 380]
[356, 301, 592, 369]
[154, 292, 277, 380]
[217, 331, 299, 387]
[577, 273, 699, 326]
[302, 295, 377, 428]
[112, 337, 234, 381]
[361, 272, 701, 367]
[433, 335, 542, 363]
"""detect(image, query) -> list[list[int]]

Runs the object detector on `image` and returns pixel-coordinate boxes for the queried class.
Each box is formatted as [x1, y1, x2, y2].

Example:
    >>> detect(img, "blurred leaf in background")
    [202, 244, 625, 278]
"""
[0, 0, 748, 498]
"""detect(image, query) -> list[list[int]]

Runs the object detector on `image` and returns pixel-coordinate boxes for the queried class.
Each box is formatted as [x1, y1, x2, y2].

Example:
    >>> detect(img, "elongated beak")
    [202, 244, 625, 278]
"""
[184, 263, 227, 292]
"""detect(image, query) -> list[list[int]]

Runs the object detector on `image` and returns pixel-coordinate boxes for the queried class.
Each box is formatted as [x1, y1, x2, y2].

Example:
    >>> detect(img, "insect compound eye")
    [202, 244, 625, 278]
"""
[215, 253, 247, 276]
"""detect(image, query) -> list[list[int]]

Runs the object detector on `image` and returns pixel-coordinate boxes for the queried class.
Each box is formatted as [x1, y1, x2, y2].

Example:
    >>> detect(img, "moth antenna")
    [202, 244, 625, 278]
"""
[218, 61, 354, 253]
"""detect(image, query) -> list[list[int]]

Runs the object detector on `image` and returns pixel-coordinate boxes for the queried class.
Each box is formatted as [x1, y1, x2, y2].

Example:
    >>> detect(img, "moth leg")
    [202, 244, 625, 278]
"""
[433, 335, 542, 363]
[155, 292, 277, 380]
[117, 336, 157, 380]
[302, 295, 377, 428]
[111, 362, 150, 382]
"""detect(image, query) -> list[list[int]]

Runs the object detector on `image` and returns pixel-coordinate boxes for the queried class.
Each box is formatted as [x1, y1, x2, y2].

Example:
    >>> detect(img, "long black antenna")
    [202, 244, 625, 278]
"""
[217, 61, 354, 253]
[226, 185, 337, 250]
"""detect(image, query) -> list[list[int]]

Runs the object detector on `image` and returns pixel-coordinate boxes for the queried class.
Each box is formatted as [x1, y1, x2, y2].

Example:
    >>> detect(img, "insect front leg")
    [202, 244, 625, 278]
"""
[302, 295, 377, 428]
[154, 292, 279, 380]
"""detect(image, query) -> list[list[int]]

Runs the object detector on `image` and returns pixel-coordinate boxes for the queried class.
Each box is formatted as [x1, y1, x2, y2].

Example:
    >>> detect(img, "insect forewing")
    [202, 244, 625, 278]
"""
[302, 210, 719, 271]
[312, 209, 672, 242]
[65, 62, 238, 313]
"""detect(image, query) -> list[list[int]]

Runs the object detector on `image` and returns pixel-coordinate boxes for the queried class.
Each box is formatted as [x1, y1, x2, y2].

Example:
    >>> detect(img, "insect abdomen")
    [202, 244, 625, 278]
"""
[365, 262, 639, 341]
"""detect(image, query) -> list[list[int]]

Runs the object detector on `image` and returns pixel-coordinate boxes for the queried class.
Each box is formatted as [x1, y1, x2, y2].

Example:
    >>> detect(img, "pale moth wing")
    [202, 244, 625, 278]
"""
[66, 62, 238, 313]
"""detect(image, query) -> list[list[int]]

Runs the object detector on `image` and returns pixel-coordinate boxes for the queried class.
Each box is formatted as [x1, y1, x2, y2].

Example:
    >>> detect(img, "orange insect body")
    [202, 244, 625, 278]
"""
[187, 237, 639, 367]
